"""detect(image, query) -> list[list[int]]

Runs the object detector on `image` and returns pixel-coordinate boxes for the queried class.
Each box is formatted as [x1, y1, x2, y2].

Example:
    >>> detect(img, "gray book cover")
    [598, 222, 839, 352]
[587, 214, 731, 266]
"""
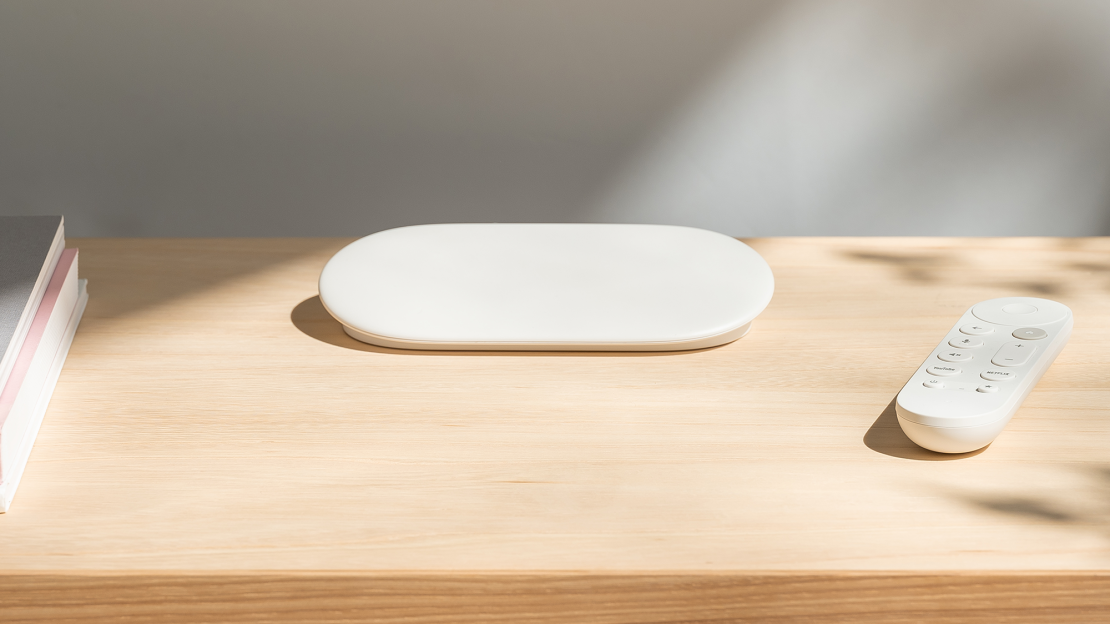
[0, 216, 65, 386]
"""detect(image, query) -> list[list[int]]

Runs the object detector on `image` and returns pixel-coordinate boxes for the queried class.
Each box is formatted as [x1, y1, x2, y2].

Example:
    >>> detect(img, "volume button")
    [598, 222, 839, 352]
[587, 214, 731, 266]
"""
[991, 341, 1037, 367]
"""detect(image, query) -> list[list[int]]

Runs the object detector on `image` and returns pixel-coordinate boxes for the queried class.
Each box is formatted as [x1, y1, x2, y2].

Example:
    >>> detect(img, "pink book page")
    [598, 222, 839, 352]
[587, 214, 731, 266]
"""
[0, 248, 77, 429]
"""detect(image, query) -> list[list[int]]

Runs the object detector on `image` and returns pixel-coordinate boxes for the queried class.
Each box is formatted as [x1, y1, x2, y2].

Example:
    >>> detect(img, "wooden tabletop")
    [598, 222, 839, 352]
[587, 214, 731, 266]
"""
[2, 237, 1109, 622]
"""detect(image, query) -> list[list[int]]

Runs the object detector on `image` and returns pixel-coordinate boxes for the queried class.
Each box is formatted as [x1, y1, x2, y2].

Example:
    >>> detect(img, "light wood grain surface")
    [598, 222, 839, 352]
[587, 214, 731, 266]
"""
[2, 237, 1109, 621]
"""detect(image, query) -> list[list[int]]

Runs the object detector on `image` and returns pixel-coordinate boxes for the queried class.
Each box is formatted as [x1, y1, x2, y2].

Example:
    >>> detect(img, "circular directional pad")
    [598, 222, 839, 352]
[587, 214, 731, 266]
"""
[972, 298, 1069, 326]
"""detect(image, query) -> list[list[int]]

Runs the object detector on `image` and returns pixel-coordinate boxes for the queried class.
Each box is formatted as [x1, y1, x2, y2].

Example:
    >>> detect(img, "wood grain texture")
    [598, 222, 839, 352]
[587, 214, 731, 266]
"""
[2, 238, 1109, 620]
[2, 573, 1110, 623]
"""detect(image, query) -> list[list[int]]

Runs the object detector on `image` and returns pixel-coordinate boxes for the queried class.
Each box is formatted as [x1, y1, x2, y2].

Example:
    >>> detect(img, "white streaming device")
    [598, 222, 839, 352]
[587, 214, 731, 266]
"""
[895, 297, 1072, 453]
[318, 223, 774, 351]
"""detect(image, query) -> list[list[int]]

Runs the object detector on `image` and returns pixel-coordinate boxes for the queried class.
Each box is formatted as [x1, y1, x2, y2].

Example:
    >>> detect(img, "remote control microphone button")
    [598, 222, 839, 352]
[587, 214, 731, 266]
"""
[948, 337, 984, 349]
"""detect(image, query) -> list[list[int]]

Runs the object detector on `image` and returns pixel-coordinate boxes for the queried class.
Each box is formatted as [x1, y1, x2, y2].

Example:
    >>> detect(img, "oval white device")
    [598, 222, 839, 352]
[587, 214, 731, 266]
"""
[318, 223, 774, 351]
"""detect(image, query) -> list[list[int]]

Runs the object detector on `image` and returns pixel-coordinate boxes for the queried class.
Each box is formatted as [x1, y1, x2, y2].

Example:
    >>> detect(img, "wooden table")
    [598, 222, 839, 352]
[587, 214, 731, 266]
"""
[2, 238, 1109, 623]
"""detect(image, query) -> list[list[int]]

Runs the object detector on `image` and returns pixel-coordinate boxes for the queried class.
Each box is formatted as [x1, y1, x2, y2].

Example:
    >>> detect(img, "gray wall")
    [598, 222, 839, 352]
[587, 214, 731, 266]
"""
[2, 0, 1110, 237]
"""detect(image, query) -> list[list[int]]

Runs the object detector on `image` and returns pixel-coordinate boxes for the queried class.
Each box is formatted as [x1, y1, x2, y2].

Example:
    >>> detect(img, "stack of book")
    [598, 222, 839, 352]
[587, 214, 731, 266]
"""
[0, 216, 87, 512]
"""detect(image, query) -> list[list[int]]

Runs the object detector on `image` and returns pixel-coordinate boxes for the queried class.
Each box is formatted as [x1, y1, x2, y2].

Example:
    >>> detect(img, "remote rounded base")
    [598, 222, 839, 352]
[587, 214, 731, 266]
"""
[895, 414, 1008, 454]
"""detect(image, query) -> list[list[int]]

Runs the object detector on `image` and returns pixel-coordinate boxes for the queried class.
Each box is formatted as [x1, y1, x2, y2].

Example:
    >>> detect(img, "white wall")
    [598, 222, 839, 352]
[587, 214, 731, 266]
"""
[2, 0, 1109, 236]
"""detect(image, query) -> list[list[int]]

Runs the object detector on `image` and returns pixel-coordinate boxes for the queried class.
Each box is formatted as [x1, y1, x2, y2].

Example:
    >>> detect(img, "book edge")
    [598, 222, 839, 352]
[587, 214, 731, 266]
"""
[0, 220, 65, 393]
[0, 280, 87, 513]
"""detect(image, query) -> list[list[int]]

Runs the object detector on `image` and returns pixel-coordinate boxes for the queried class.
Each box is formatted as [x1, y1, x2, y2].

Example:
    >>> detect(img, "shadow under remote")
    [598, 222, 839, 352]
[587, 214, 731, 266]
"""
[864, 397, 988, 461]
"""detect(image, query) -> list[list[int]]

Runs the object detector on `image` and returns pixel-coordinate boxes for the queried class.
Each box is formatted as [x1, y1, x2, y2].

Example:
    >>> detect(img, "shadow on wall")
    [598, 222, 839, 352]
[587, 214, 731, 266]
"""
[580, 0, 1110, 236]
[0, 0, 774, 236]
[4, 1, 1110, 236]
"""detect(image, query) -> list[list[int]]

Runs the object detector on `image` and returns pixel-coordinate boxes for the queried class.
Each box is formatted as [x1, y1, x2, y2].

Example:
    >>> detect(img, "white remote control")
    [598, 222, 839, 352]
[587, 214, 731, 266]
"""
[895, 297, 1072, 453]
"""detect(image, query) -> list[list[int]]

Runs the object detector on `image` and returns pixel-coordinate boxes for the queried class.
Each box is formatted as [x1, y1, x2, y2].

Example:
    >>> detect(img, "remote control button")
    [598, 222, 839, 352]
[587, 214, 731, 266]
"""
[1013, 327, 1047, 340]
[991, 341, 1037, 367]
[960, 324, 994, 335]
[976, 384, 1000, 393]
[923, 379, 945, 388]
[981, 370, 1016, 382]
[937, 350, 973, 363]
[948, 337, 984, 349]
[927, 365, 962, 376]
[973, 298, 1069, 326]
